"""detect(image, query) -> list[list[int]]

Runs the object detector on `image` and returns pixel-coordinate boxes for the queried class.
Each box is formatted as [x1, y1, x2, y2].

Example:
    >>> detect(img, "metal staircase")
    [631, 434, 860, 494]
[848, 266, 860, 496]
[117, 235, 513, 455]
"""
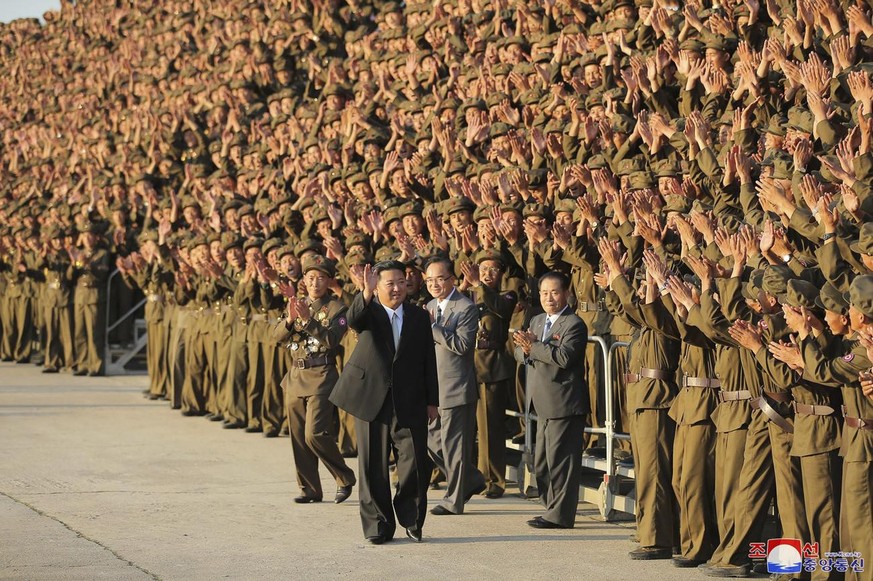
[104, 269, 148, 375]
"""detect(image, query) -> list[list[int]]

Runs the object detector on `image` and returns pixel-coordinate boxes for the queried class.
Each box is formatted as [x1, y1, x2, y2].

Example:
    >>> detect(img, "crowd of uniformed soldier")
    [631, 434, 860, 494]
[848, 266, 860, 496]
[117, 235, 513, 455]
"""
[3, 0, 873, 577]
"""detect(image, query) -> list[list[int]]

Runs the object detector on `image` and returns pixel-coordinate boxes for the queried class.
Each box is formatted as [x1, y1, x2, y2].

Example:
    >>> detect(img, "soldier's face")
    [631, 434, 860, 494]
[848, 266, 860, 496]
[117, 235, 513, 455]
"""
[539, 278, 569, 315]
[304, 270, 330, 300]
[824, 309, 849, 336]
[849, 305, 871, 332]
[402, 215, 424, 237]
[555, 212, 574, 230]
[377, 268, 408, 309]
[479, 260, 503, 288]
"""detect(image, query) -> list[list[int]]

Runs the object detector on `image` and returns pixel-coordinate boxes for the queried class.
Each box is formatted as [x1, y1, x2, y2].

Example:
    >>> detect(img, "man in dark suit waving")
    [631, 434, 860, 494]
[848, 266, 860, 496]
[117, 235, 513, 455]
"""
[330, 260, 439, 544]
[513, 271, 588, 529]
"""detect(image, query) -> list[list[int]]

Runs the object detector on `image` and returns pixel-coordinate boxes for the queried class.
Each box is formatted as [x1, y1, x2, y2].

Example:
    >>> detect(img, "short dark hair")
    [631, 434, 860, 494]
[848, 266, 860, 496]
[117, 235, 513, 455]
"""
[373, 260, 406, 278]
[538, 270, 570, 291]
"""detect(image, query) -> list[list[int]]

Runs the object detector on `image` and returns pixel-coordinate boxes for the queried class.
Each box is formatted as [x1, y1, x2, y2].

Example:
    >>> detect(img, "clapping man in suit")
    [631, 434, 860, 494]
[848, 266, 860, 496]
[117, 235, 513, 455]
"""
[330, 260, 439, 544]
[424, 257, 486, 516]
[513, 271, 588, 529]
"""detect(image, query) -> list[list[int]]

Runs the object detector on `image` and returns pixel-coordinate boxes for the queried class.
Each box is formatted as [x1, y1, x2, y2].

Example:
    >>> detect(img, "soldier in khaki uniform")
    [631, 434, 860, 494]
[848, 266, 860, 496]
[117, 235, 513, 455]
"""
[41, 226, 75, 373]
[273, 254, 356, 504]
[463, 249, 517, 499]
[69, 223, 110, 376]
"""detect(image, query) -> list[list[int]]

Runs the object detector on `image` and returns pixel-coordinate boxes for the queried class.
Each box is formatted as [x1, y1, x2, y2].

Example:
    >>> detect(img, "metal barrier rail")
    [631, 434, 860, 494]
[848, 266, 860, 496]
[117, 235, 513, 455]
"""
[104, 268, 148, 374]
[508, 335, 634, 520]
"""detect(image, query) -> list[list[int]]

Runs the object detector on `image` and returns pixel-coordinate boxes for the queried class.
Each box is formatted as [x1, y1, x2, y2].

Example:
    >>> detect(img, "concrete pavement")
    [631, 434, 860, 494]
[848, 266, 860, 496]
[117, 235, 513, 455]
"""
[0, 362, 717, 581]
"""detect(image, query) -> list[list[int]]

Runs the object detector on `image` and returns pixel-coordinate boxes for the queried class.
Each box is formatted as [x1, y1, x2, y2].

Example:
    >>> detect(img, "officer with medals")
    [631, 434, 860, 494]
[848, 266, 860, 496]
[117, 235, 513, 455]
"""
[272, 254, 356, 504]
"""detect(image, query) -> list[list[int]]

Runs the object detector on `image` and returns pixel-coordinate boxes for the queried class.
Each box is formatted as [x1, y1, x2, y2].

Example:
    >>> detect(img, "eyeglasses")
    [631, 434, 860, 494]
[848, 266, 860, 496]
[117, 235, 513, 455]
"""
[480, 267, 502, 274]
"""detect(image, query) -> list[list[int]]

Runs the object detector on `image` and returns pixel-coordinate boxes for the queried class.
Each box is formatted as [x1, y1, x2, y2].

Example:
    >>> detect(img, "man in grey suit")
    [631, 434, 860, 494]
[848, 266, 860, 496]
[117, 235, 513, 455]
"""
[513, 271, 588, 529]
[424, 257, 486, 515]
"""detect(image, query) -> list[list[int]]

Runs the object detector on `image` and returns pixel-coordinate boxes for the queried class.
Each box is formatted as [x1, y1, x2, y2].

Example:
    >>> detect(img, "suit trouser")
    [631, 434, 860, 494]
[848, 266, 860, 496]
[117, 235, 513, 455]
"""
[356, 402, 430, 539]
[801, 450, 842, 581]
[720, 411, 775, 566]
[708, 427, 748, 566]
[477, 380, 508, 493]
[672, 421, 716, 561]
[73, 301, 105, 375]
[630, 408, 675, 547]
[534, 414, 585, 528]
[428, 402, 485, 514]
[840, 458, 872, 581]
[44, 305, 73, 371]
[287, 390, 355, 499]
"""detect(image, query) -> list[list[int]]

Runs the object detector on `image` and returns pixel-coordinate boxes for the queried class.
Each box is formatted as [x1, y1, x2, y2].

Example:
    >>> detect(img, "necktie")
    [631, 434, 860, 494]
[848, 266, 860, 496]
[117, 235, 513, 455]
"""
[392, 312, 402, 350]
[542, 317, 553, 342]
[436, 305, 443, 325]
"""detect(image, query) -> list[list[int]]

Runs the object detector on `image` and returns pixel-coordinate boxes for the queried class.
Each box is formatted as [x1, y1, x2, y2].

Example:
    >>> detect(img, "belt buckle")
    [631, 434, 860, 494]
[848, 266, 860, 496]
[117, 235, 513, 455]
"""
[295, 359, 306, 369]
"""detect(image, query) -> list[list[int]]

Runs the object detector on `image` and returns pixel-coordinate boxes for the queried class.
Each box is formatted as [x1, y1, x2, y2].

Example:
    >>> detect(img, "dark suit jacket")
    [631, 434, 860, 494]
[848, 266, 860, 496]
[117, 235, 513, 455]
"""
[330, 292, 439, 428]
[514, 308, 589, 420]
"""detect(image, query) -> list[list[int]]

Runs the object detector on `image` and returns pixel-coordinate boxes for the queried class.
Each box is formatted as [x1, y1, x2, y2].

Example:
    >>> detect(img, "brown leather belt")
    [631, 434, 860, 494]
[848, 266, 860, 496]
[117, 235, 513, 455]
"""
[293, 354, 333, 369]
[718, 390, 752, 402]
[752, 394, 794, 433]
[841, 406, 873, 431]
[476, 339, 503, 350]
[577, 301, 604, 312]
[625, 367, 673, 383]
[683, 376, 721, 388]
[794, 402, 836, 417]
[763, 390, 792, 403]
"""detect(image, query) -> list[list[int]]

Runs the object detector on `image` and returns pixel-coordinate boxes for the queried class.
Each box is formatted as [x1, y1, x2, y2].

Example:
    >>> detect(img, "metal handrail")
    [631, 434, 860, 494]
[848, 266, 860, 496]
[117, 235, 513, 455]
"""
[104, 268, 147, 371]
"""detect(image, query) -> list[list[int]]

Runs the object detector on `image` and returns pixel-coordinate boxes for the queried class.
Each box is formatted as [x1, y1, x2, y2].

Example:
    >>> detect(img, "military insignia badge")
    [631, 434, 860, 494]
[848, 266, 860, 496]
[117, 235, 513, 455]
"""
[338, 317, 347, 327]
[843, 353, 855, 362]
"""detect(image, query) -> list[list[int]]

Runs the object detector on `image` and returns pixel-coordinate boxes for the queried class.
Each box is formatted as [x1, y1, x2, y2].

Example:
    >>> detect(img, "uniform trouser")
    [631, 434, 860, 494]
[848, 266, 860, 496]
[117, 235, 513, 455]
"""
[245, 335, 269, 429]
[428, 402, 485, 514]
[44, 305, 73, 371]
[32, 293, 45, 360]
[840, 457, 872, 581]
[356, 401, 430, 539]
[720, 411, 775, 567]
[203, 330, 219, 415]
[287, 391, 356, 499]
[224, 338, 248, 424]
[169, 311, 189, 409]
[768, 421, 809, 543]
[181, 330, 208, 414]
[534, 414, 585, 528]
[0, 296, 10, 359]
[12, 296, 34, 362]
[477, 380, 508, 493]
[630, 408, 676, 547]
[584, 341, 602, 449]
[708, 427, 748, 566]
[73, 301, 105, 375]
[337, 409, 357, 455]
[146, 319, 166, 396]
[672, 421, 716, 561]
[800, 450, 842, 581]
[214, 326, 232, 416]
[611, 339, 632, 452]
[260, 343, 283, 433]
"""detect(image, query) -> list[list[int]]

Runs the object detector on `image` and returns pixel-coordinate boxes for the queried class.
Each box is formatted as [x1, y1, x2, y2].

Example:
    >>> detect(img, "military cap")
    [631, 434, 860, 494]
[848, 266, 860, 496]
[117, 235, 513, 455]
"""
[276, 245, 295, 259]
[628, 172, 655, 191]
[243, 237, 264, 251]
[849, 275, 873, 318]
[345, 248, 373, 267]
[345, 231, 371, 250]
[237, 204, 255, 218]
[703, 35, 735, 52]
[652, 159, 681, 178]
[383, 206, 401, 226]
[302, 254, 336, 277]
[444, 197, 475, 215]
[473, 205, 492, 223]
[816, 281, 849, 315]
[761, 265, 793, 298]
[587, 154, 609, 170]
[742, 269, 766, 300]
[787, 107, 814, 134]
[763, 114, 788, 136]
[207, 232, 222, 245]
[180, 195, 200, 210]
[262, 238, 283, 256]
[294, 238, 324, 257]
[850, 222, 873, 255]
[399, 200, 424, 218]
[554, 198, 577, 215]
[310, 206, 331, 224]
[523, 203, 549, 219]
[679, 38, 705, 52]
[578, 53, 600, 68]
[490, 122, 514, 138]
[222, 234, 243, 251]
[475, 248, 506, 266]
[188, 235, 209, 250]
[780, 279, 820, 309]
[138, 230, 159, 244]
[78, 222, 99, 234]
[375, 245, 399, 262]
[616, 157, 645, 176]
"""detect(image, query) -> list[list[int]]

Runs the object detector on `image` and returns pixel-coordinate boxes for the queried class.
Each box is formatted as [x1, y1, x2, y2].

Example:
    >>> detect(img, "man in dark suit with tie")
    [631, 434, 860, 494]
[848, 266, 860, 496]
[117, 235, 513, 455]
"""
[513, 271, 588, 529]
[330, 260, 439, 544]
[424, 257, 486, 516]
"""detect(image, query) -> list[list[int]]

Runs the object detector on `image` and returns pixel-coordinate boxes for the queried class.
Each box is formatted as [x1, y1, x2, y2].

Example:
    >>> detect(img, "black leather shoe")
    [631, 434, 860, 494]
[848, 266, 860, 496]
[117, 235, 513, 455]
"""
[367, 535, 389, 545]
[87, 371, 103, 377]
[334, 485, 353, 504]
[244, 426, 263, 433]
[464, 481, 487, 503]
[72, 370, 87, 376]
[264, 429, 280, 438]
[629, 546, 672, 560]
[206, 414, 224, 422]
[484, 488, 504, 499]
[147, 393, 162, 401]
[293, 495, 322, 504]
[526, 516, 569, 529]
[42, 368, 59, 374]
[429, 505, 456, 516]
[223, 420, 245, 429]
[672, 556, 706, 568]
[405, 527, 422, 542]
[181, 409, 203, 417]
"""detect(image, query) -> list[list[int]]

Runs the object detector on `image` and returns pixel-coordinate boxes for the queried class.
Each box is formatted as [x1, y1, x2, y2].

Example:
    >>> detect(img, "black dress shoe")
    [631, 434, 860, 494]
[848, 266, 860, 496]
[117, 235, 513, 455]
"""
[223, 420, 246, 429]
[629, 546, 672, 560]
[244, 425, 263, 433]
[147, 393, 162, 401]
[405, 527, 422, 542]
[87, 371, 103, 377]
[293, 495, 322, 504]
[72, 370, 87, 376]
[367, 535, 389, 545]
[206, 414, 224, 422]
[429, 505, 456, 516]
[672, 556, 706, 568]
[181, 409, 203, 417]
[341, 451, 357, 458]
[334, 485, 353, 504]
[464, 482, 487, 502]
[42, 368, 59, 374]
[484, 488, 504, 499]
[264, 429, 280, 438]
[526, 516, 569, 529]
